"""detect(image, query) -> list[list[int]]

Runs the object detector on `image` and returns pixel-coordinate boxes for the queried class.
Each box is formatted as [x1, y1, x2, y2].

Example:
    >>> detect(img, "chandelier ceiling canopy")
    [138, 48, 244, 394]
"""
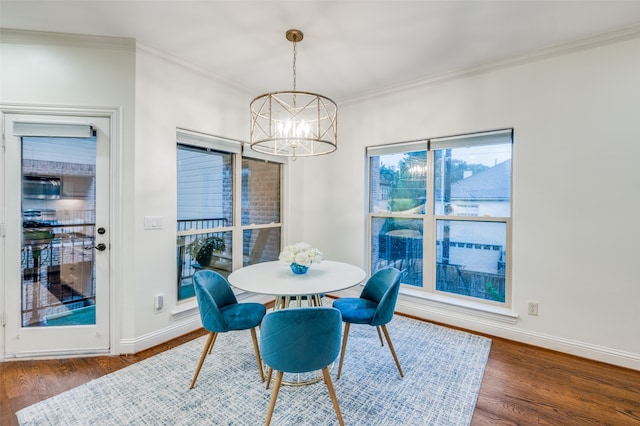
[250, 29, 338, 159]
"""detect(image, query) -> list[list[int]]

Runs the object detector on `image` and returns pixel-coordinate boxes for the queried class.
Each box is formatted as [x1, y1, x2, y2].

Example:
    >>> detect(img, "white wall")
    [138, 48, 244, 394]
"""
[0, 31, 276, 354]
[3, 29, 639, 370]
[302, 36, 640, 369]
[129, 45, 264, 347]
[0, 29, 136, 355]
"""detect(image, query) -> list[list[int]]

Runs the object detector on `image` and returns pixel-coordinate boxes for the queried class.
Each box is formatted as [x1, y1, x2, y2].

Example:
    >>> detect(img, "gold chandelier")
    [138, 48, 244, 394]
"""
[250, 29, 338, 158]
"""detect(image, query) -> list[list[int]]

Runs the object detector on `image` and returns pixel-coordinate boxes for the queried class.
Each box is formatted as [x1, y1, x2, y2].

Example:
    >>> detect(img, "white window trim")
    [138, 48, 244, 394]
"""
[176, 130, 284, 304]
[366, 128, 513, 309]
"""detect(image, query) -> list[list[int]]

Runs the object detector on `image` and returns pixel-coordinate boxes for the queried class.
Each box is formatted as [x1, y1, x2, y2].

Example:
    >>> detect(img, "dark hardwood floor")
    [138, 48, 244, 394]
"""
[2, 319, 639, 425]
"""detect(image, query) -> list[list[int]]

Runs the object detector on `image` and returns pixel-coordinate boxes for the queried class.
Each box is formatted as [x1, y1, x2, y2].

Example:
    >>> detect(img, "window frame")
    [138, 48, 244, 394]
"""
[366, 129, 513, 308]
[176, 129, 285, 301]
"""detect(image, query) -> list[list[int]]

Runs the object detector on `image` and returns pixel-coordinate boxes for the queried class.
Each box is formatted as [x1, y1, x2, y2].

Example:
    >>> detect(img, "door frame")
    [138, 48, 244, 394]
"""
[0, 104, 123, 359]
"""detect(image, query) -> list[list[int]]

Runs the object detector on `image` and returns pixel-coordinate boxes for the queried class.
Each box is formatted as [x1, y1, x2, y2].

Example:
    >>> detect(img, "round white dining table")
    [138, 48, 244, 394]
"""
[228, 260, 366, 308]
[229, 260, 366, 385]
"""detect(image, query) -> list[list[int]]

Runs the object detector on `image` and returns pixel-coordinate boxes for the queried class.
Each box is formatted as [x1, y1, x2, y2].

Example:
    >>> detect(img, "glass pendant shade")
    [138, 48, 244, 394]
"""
[250, 90, 337, 157]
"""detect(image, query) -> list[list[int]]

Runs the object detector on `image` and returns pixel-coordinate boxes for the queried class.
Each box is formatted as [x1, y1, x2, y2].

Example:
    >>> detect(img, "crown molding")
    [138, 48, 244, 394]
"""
[0, 28, 135, 51]
[342, 23, 640, 106]
[135, 42, 254, 96]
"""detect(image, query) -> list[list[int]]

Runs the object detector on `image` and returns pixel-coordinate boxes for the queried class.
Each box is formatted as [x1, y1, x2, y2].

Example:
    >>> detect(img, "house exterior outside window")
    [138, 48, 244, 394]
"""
[176, 130, 283, 301]
[368, 129, 512, 306]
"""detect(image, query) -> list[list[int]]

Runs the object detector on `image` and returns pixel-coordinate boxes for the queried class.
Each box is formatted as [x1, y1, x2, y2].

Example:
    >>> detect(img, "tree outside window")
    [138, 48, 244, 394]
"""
[368, 130, 512, 305]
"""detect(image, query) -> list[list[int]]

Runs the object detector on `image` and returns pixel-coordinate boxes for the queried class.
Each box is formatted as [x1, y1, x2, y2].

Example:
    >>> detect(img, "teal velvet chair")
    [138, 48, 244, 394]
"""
[260, 307, 344, 426]
[332, 267, 404, 379]
[189, 270, 266, 389]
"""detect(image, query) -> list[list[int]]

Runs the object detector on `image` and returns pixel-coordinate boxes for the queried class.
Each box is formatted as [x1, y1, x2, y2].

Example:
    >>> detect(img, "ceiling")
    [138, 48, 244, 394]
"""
[2, 1, 640, 103]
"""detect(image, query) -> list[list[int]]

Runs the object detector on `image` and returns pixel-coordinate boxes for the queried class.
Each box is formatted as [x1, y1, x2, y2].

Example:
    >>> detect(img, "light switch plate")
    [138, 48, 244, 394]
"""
[144, 216, 164, 230]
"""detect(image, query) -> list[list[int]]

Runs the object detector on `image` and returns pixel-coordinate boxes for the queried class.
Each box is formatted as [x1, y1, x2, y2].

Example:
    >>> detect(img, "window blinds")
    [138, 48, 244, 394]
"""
[12, 120, 94, 138]
[367, 129, 512, 156]
[176, 128, 242, 154]
[430, 129, 513, 150]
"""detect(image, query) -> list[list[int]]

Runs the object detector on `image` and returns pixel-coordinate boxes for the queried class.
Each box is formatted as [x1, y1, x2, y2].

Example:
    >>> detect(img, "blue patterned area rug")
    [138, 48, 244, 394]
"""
[17, 315, 491, 425]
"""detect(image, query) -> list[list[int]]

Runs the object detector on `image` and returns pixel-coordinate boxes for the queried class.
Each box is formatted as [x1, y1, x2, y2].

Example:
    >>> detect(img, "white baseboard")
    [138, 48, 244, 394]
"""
[118, 293, 273, 354]
[395, 296, 640, 371]
[118, 314, 202, 354]
[119, 291, 640, 372]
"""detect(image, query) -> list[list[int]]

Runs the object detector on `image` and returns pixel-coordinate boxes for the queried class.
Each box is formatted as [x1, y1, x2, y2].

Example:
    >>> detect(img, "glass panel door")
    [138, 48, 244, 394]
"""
[3, 113, 110, 357]
[21, 136, 97, 327]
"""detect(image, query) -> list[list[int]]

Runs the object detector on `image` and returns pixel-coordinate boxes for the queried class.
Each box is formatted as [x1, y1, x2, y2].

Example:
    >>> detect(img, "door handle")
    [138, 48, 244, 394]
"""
[85, 243, 107, 251]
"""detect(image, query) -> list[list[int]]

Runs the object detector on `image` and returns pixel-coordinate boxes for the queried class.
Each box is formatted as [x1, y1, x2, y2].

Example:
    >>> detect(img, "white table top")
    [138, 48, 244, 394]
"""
[228, 260, 366, 296]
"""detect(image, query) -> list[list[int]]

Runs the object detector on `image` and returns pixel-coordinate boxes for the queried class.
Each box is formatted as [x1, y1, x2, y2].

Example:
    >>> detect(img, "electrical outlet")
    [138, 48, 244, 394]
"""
[527, 302, 539, 316]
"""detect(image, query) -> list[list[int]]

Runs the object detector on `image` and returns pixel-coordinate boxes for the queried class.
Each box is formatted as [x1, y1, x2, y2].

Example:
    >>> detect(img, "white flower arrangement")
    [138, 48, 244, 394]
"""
[279, 242, 323, 267]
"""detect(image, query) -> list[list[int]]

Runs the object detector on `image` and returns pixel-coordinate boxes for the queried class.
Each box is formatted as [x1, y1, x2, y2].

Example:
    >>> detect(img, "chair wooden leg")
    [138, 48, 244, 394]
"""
[376, 325, 384, 346]
[381, 325, 404, 378]
[336, 323, 350, 379]
[265, 367, 273, 389]
[190, 331, 217, 389]
[322, 367, 345, 426]
[264, 370, 284, 426]
[250, 327, 265, 382]
[207, 332, 218, 354]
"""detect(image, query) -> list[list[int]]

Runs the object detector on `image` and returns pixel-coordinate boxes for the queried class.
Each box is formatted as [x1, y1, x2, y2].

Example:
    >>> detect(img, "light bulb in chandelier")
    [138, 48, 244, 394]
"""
[277, 119, 311, 142]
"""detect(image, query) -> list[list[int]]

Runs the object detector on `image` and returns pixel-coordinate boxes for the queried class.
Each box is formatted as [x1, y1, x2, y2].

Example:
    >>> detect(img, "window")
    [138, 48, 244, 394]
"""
[241, 157, 282, 268]
[368, 129, 512, 305]
[176, 130, 283, 301]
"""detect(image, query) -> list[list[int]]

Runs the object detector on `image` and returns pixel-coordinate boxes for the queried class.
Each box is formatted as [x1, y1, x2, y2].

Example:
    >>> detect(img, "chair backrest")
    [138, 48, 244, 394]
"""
[260, 307, 342, 373]
[193, 270, 239, 333]
[360, 267, 402, 326]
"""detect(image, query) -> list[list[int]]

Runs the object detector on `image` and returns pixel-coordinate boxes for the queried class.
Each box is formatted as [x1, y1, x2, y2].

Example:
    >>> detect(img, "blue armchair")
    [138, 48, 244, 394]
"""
[260, 307, 345, 426]
[332, 267, 404, 379]
[189, 270, 266, 389]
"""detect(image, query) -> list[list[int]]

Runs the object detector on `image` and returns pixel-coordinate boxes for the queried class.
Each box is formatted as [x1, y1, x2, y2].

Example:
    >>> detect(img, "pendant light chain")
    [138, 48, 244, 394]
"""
[291, 38, 298, 160]
[292, 35, 297, 91]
